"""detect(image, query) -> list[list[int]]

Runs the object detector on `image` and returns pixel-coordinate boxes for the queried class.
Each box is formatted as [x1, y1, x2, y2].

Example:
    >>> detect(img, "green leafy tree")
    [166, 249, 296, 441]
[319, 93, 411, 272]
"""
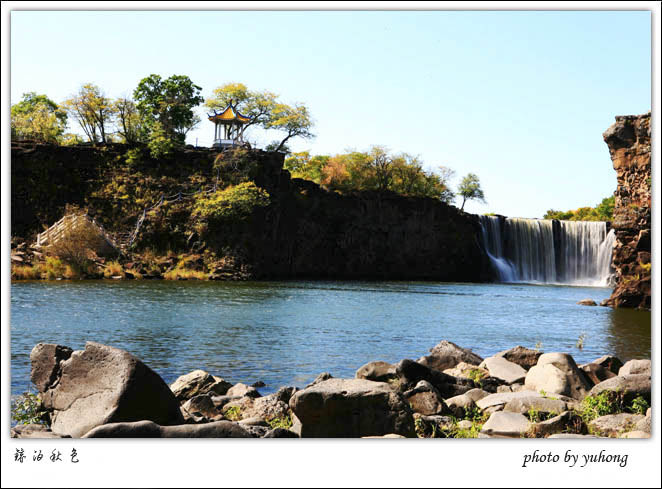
[284, 151, 329, 183]
[458, 173, 486, 211]
[134, 74, 204, 144]
[113, 97, 143, 144]
[62, 83, 114, 143]
[267, 103, 314, 152]
[192, 182, 271, 223]
[11, 92, 67, 142]
[543, 195, 615, 221]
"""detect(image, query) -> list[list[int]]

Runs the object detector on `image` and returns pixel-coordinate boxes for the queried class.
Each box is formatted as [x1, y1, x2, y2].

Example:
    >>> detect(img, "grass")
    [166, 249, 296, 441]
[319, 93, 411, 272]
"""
[224, 406, 242, 421]
[576, 333, 587, 350]
[103, 260, 125, 279]
[163, 268, 208, 280]
[628, 396, 649, 415]
[11, 265, 41, 280]
[266, 414, 293, 430]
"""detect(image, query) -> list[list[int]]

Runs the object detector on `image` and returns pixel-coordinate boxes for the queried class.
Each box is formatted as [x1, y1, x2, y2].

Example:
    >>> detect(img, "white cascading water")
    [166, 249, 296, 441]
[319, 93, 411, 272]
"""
[479, 215, 616, 286]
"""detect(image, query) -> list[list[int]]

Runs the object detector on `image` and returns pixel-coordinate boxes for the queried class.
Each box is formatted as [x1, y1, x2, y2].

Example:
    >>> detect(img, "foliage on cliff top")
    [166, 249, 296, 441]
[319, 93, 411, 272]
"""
[544, 196, 614, 222]
[11, 92, 68, 143]
[285, 147, 455, 202]
[192, 182, 270, 222]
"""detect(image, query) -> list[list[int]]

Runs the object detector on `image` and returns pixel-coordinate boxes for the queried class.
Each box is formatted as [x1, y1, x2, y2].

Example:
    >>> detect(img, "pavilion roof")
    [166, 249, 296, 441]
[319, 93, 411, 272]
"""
[208, 101, 251, 123]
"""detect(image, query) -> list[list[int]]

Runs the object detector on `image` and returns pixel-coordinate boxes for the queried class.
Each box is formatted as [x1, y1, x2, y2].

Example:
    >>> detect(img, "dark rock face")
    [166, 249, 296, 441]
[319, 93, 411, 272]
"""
[30, 344, 73, 392]
[288, 378, 416, 438]
[495, 346, 542, 371]
[31, 342, 184, 437]
[602, 112, 651, 309]
[395, 359, 475, 398]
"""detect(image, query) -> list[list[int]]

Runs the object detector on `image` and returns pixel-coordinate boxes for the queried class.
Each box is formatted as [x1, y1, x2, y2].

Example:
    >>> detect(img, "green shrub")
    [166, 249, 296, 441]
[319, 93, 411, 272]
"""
[267, 415, 293, 430]
[11, 392, 48, 426]
[192, 182, 270, 223]
[578, 390, 623, 424]
[629, 396, 649, 415]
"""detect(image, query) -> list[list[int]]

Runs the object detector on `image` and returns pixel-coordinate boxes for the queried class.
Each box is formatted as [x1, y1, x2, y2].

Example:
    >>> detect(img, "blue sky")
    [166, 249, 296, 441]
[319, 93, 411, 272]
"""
[10, 9, 651, 217]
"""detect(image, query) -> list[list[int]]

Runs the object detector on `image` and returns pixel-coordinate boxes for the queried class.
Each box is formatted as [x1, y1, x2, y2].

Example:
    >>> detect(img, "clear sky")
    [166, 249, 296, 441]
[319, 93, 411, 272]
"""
[10, 9, 651, 217]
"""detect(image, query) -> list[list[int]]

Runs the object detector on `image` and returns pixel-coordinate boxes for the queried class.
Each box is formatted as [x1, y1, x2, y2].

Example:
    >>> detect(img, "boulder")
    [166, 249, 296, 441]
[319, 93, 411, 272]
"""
[503, 396, 567, 416]
[402, 381, 447, 416]
[273, 386, 299, 404]
[528, 411, 585, 438]
[479, 356, 527, 384]
[445, 393, 477, 418]
[305, 372, 333, 388]
[579, 363, 616, 386]
[29, 344, 73, 392]
[577, 299, 597, 306]
[589, 413, 645, 437]
[476, 390, 542, 412]
[209, 395, 242, 410]
[481, 411, 531, 438]
[181, 394, 219, 419]
[442, 362, 488, 380]
[169, 370, 232, 402]
[417, 340, 483, 372]
[31, 342, 184, 438]
[226, 383, 261, 399]
[548, 433, 600, 439]
[263, 428, 300, 438]
[591, 355, 623, 375]
[289, 378, 415, 438]
[413, 414, 455, 436]
[355, 361, 397, 382]
[395, 359, 475, 398]
[588, 374, 651, 404]
[635, 412, 651, 433]
[495, 346, 542, 370]
[524, 353, 592, 399]
[241, 394, 291, 422]
[618, 359, 651, 376]
[11, 424, 70, 439]
[82, 420, 255, 438]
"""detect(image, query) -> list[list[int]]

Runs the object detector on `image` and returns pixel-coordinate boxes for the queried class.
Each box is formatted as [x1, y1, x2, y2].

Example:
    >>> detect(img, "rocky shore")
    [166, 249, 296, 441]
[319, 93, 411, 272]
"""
[12, 340, 651, 439]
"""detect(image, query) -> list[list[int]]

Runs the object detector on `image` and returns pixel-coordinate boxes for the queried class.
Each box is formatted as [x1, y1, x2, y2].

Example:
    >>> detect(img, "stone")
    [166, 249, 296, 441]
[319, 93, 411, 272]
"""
[476, 390, 542, 411]
[264, 428, 299, 438]
[274, 386, 298, 404]
[503, 396, 567, 416]
[547, 433, 600, 439]
[589, 413, 645, 437]
[464, 388, 490, 402]
[181, 394, 219, 419]
[169, 370, 232, 402]
[82, 420, 255, 438]
[481, 411, 531, 438]
[251, 381, 266, 388]
[457, 420, 473, 430]
[29, 344, 73, 392]
[417, 340, 483, 372]
[497, 385, 512, 393]
[577, 299, 597, 306]
[395, 359, 475, 398]
[362, 433, 406, 439]
[210, 395, 242, 410]
[588, 374, 651, 404]
[305, 372, 333, 388]
[289, 378, 415, 438]
[579, 363, 616, 386]
[476, 376, 509, 393]
[634, 413, 651, 433]
[241, 394, 290, 422]
[226, 383, 261, 399]
[592, 355, 624, 375]
[355, 361, 397, 382]
[413, 414, 455, 436]
[238, 417, 270, 427]
[445, 393, 477, 418]
[619, 430, 650, 439]
[11, 424, 70, 439]
[525, 352, 592, 399]
[495, 346, 542, 370]
[528, 411, 585, 438]
[442, 362, 488, 380]
[403, 389, 446, 416]
[479, 356, 527, 384]
[32, 342, 184, 438]
[618, 359, 651, 376]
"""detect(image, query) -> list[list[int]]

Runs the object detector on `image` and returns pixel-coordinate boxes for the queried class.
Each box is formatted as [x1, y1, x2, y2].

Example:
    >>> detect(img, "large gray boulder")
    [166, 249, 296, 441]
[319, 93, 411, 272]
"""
[587, 374, 651, 404]
[31, 342, 184, 438]
[618, 359, 651, 377]
[402, 381, 447, 416]
[524, 353, 592, 400]
[476, 390, 543, 412]
[503, 396, 567, 416]
[417, 340, 483, 372]
[82, 420, 255, 438]
[226, 383, 261, 399]
[170, 370, 232, 402]
[479, 356, 527, 384]
[589, 413, 645, 437]
[30, 344, 73, 392]
[495, 346, 542, 370]
[289, 378, 415, 438]
[481, 411, 531, 437]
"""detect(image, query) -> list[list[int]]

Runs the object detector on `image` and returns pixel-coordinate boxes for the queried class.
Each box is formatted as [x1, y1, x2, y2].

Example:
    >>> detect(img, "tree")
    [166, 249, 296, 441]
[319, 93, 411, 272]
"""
[11, 92, 67, 142]
[206, 82, 314, 151]
[62, 84, 114, 143]
[133, 74, 204, 144]
[113, 97, 143, 144]
[457, 173, 486, 211]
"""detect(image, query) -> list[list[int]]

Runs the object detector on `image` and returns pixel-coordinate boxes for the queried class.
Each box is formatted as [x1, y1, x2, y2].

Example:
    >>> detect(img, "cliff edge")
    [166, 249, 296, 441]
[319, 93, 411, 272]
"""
[602, 112, 651, 309]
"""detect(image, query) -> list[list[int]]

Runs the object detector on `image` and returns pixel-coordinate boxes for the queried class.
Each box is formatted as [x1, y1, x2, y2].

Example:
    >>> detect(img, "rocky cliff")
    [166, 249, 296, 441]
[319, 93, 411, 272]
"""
[11, 142, 490, 283]
[601, 112, 651, 309]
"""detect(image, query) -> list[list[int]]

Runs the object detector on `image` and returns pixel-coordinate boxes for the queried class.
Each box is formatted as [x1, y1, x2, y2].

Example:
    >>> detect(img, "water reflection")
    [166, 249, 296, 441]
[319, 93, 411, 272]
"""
[606, 308, 652, 360]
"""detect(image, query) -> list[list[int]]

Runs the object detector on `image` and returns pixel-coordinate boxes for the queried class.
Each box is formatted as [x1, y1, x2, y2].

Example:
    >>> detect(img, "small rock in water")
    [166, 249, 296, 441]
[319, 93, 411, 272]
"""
[251, 381, 266, 388]
[577, 299, 597, 306]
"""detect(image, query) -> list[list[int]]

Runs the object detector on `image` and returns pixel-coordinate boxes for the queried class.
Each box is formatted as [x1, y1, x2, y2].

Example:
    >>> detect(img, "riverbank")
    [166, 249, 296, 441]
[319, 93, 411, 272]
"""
[11, 339, 651, 439]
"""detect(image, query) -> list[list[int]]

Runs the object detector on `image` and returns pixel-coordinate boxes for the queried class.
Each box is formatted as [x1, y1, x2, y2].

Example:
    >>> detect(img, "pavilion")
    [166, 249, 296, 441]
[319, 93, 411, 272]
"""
[208, 100, 250, 149]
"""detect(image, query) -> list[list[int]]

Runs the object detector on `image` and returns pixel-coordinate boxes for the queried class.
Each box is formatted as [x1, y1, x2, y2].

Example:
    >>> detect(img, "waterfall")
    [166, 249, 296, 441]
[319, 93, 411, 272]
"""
[479, 215, 615, 286]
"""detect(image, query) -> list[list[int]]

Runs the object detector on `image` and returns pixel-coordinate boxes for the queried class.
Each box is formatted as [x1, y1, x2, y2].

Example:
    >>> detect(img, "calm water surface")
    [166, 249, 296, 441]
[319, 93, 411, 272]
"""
[10, 280, 651, 397]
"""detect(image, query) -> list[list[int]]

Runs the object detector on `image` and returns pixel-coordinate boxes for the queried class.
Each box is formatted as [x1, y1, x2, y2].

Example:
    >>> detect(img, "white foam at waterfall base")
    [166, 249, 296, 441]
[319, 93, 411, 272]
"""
[479, 215, 615, 287]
